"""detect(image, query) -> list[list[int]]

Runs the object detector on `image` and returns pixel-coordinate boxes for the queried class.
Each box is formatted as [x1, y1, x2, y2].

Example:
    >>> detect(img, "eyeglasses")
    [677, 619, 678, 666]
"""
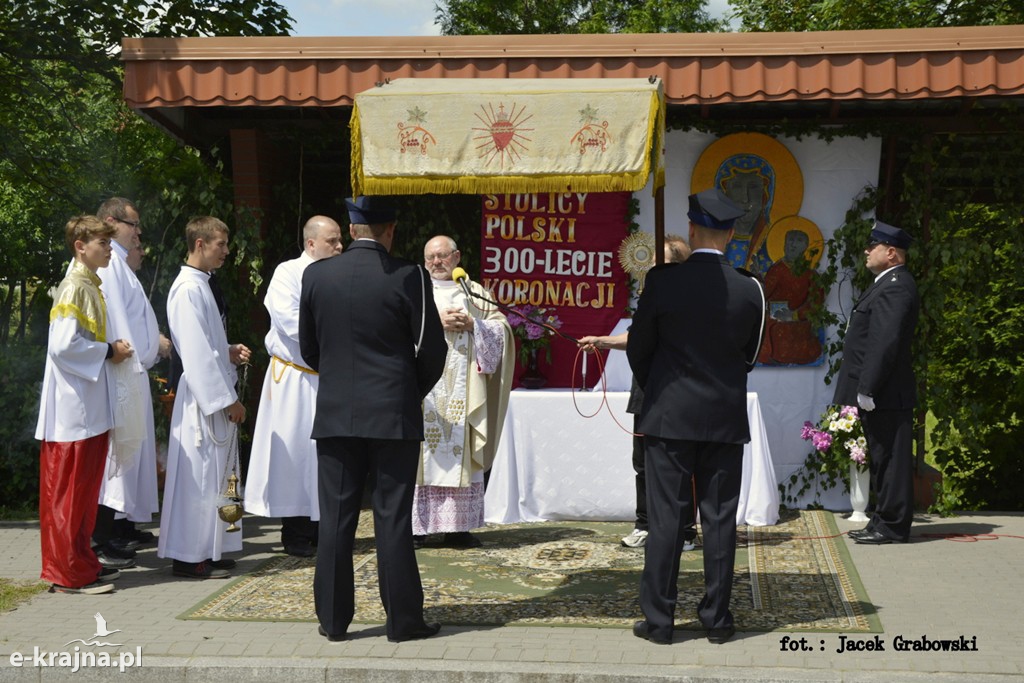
[117, 217, 141, 229]
[424, 251, 455, 263]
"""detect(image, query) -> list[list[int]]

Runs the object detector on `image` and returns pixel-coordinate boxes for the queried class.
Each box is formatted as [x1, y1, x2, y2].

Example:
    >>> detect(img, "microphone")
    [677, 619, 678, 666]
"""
[451, 266, 474, 302]
[450, 267, 580, 346]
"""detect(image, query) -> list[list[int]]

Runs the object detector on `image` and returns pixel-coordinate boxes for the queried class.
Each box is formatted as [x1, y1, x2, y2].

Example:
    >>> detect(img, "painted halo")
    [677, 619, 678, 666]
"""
[765, 215, 825, 270]
[690, 132, 803, 228]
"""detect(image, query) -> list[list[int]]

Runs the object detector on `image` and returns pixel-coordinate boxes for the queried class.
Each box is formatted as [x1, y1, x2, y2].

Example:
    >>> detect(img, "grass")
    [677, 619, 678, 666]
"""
[0, 578, 48, 613]
[0, 505, 37, 521]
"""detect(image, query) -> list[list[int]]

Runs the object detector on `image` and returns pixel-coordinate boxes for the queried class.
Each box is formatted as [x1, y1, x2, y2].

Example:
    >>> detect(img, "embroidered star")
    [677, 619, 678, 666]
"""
[579, 105, 599, 123]
[407, 106, 428, 124]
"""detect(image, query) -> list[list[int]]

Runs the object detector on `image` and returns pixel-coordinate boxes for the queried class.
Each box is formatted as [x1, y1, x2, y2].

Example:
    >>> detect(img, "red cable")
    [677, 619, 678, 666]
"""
[567, 345, 640, 437]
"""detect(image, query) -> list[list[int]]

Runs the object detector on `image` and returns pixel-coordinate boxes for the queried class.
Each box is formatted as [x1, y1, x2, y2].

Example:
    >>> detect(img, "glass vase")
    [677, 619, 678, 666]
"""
[519, 348, 547, 389]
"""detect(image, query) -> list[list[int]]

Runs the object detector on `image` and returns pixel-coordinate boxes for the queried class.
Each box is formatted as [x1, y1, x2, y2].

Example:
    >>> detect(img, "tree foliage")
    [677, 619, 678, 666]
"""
[1, 0, 291, 86]
[0, 0, 291, 324]
[435, 0, 725, 35]
[729, 0, 1024, 32]
[801, 123, 1024, 513]
[897, 122, 1024, 512]
[0, 0, 291, 509]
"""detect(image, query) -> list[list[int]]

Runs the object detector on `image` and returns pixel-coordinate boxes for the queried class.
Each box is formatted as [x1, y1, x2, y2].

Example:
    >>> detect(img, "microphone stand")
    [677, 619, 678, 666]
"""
[454, 276, 580, 346]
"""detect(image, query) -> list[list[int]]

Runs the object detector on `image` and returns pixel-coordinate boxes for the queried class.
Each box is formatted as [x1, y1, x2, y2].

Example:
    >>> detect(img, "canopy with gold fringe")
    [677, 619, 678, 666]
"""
[351, 78, 665, 197]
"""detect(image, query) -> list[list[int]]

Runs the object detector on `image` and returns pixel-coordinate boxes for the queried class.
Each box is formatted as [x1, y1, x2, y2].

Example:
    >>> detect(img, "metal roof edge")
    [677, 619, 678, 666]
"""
[120, 25, 1024, 61]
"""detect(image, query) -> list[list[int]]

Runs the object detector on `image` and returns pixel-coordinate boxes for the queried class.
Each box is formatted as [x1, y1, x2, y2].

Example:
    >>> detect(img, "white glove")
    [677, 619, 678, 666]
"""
[857, 393, 876, 412]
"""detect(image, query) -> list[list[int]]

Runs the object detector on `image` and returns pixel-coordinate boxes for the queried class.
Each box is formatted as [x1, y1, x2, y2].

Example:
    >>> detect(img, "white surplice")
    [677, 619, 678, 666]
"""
[94, 242, 161, 521]
[244, 252, 320, 520]
[35, 262, 114, 442]
[158, 266, 242, 563]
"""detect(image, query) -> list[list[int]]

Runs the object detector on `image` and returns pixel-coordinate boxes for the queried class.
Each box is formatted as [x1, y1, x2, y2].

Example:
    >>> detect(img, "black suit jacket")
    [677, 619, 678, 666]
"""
[627, 252, 765, 445]
[298, 240, 446, 440]
[832, 265, 919, 410]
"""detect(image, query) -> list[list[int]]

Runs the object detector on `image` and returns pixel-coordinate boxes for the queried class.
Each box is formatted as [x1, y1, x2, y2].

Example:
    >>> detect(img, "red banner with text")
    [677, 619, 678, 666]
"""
[479, 192, 630, 389]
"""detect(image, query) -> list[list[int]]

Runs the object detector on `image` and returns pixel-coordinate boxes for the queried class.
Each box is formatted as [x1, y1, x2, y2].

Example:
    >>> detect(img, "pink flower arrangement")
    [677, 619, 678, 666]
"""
[507, 304, 562, 365]
[784, 405, 869, 504]
[801, 405, 869, 470]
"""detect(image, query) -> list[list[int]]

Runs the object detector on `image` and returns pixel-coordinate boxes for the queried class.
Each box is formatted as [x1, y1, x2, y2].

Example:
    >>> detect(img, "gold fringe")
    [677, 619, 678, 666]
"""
[650, 92, 667, 193]
[50, 303, 105, 342]
[358, 172, 653, 196]
[350, 102, 365, 196]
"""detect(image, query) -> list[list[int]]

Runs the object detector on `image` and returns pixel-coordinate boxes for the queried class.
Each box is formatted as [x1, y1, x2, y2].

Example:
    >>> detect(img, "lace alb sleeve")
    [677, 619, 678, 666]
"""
[473, 318, 505, 375]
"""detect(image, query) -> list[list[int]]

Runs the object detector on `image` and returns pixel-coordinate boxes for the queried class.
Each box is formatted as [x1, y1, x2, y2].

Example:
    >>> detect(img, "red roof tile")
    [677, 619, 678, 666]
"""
[122, 26, 1024, 108]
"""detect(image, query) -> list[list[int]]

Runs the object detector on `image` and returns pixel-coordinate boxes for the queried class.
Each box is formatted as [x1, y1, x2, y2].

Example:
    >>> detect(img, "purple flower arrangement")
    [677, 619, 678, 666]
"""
[507, 304, 562, 366]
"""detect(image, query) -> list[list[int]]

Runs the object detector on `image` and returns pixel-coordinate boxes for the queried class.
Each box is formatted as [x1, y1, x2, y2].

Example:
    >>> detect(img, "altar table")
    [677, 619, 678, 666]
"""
[484, 390, 780, 526]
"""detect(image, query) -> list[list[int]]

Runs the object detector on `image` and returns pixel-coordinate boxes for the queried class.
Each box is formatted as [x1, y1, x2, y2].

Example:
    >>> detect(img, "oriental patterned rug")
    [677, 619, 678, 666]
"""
[180, 509, 880, 632]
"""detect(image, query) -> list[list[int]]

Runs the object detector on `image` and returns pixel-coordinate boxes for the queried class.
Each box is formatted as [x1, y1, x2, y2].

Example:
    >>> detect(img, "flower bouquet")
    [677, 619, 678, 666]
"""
[506, 304, 562, 389]
[782, 405, 869, 505]
[506, 304, 562, 366]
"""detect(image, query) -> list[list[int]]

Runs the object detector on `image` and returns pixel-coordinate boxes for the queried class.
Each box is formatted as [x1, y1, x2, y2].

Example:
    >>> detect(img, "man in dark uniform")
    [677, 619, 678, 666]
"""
[299, 196, 446, 642]
[833, 221, 919, 545]
[627, 188, 765, 646]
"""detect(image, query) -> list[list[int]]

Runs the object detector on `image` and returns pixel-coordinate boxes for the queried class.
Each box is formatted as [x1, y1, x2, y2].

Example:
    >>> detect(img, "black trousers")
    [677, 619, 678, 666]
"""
[640, 436, 742, 638]
[632, 417, 696, 541]
[313, 436, 429, 640]
[631, 420, 648, 530]
[91, 504, 116, 546]
[862, 409, 915, 541]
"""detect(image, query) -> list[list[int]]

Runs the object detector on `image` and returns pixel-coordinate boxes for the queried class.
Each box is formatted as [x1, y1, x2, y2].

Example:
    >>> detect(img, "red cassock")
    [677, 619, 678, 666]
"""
[39, 433, 108, 588]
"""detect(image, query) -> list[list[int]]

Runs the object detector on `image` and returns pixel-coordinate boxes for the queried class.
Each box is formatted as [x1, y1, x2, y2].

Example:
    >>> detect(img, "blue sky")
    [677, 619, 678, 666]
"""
[277, 0, 733, 37]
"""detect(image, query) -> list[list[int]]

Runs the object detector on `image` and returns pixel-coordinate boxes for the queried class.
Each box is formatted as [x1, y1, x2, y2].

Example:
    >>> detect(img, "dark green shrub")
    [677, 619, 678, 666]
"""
[0, 343, 46, 511]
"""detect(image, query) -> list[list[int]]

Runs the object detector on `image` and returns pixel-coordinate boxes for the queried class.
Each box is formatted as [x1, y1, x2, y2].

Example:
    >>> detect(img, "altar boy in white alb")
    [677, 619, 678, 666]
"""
[245, 216, 343, 557]
[36, 216, 134, 595]
[159, 216, 251, 579]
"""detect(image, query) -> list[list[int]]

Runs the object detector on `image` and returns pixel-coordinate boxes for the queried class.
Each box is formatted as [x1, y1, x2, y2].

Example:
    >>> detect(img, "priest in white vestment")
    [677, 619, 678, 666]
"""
[158, 217, 251, 580]
[245, 216, 342, 557]
[413, 236, 514, 548]
[91, 198, 171, 558]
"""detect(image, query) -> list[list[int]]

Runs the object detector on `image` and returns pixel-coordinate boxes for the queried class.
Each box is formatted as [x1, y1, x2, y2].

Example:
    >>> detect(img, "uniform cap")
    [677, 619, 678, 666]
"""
[870, 221, 914, 250]
[687, 188, 745, 230]
[345, 196, 397, 225]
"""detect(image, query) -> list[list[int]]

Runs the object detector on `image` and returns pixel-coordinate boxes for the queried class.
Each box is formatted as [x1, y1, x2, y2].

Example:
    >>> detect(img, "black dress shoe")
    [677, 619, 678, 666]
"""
[854, 530, 900, 545]
[847, 528, 872, 540]
[109, 537, 142, 552]
[388, 622, 441, 643]
[95, 549, 136, 569]
[706, 625, 736, 644]
[318, 625, 347, 642]
[208, 558, 236, 570]
[126, 528, 156, 544]
[443, 532, 482, 548]
[283, 542, 316, 558]
[632, 620, 672, 645]
[171, 560, 230, 579]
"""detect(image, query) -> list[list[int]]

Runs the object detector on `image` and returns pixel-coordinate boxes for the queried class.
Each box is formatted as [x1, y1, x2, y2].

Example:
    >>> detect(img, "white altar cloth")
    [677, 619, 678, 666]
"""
[484, 390, 779, 526]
